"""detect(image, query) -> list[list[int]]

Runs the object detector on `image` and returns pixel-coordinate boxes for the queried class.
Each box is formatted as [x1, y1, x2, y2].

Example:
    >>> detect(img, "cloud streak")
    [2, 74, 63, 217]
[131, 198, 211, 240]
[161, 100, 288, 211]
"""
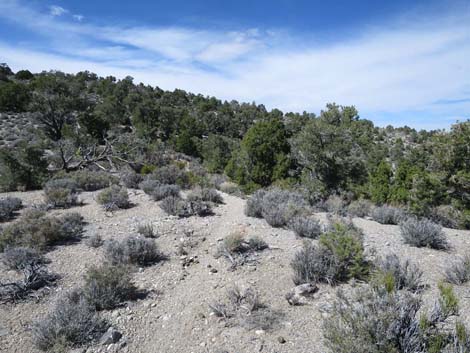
[0, 0, 469, 129]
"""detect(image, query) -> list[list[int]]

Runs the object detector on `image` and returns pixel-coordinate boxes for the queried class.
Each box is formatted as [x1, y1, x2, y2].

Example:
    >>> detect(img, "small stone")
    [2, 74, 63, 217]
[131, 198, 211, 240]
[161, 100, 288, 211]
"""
[277, 336, 286, 344]
[209, 268, 218, 273]
[255, 329, 265, 335]
[100, 327, 122, 345]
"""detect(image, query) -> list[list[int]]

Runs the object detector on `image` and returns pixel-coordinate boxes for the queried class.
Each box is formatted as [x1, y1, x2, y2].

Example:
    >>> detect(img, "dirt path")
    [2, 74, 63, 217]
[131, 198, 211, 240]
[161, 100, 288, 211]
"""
[1, 190, 470, 353]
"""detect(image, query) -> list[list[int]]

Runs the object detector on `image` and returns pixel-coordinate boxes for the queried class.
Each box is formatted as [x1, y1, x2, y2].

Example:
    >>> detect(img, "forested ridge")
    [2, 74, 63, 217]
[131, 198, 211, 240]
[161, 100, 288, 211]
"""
[1, 62, 469, 228]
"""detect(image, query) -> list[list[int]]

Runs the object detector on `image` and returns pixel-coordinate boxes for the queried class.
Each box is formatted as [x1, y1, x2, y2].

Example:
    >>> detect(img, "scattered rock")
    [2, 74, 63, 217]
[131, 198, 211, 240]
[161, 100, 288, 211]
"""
[285, 283, 318, 305]
[100, 327, 122, 345]
[277, 336, 286, 344]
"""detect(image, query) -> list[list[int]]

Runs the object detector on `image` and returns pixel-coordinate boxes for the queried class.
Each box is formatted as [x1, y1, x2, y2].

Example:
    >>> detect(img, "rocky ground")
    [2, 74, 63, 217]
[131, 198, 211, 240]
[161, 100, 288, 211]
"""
[1, 189, 470, 353]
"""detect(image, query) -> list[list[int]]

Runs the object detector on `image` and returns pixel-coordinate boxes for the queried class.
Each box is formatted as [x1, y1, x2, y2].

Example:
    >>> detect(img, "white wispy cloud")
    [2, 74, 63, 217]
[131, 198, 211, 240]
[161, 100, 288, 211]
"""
[73, 14, 84, 22]
[49, 5, 68, 17]
[0, 0, 469, 129]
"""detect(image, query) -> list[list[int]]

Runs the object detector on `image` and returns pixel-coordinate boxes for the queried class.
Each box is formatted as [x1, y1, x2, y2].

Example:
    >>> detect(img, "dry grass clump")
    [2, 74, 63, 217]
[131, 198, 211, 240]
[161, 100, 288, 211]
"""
[215, 231, 268, 268]
[85, 234, 103, 248]
[209, 285, 283, 331]
[137, 223, 157, 238]
[400, 217, 449, 250]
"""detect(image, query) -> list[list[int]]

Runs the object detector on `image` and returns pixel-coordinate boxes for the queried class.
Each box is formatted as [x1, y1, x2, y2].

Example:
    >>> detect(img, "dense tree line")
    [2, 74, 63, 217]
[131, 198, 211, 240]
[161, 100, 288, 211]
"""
[0, 63, 469, 227]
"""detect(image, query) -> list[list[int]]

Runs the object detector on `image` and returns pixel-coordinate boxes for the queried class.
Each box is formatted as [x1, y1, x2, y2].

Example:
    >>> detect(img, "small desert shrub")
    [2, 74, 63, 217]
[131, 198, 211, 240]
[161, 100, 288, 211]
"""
[1, 247, 46, 270]
[67, 170, 119, 191]
[0, 196, 22, 221]
[400, 217, 448, 250]
[159, 195, 182, 215]
[245, 189, 308, 228]
[139, 179, 161, 195]
[444, 255, 470, 285]
[217, 232, 268, 256]
[347, 199, 373, 218]
[120, 168, 143, 188]
[288, 216, 322, 239]
[187, 187, 223, 204]
[96, 185, 130, 211]
[151, 184, 180, 201]
[0, 264, 59, 302]
[372, 253, 424, 293]
[137, 223, 157, 238]
[0, 210, 84, 251]
[218, 181, 240, 195]
[82, 263, 138, 311]
[85, 234, 103, 248]
[159, 196, 213, 218]
[245, 189, 266, 218]
[323, 195, 347, 215]
[209, 286, 282, 331]
[33, 291, 107, 351]
[291, 223, 369, 285]
[44, 178, 80, 208]
[151, 164, 190, 188]
[323, 284, 470, 353]
[371, 205, 406, 225]
[431, 205, 463, 229]
[104, 236, 164, 266]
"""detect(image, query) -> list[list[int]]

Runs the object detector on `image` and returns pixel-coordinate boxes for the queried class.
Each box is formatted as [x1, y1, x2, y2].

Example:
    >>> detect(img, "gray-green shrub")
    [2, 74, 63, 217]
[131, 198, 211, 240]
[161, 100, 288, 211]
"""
[104, 236, 164, 266]
[288, 216, 322, 238]
[82, 263, 138, 311]
[151, 184, 180, 201]
[33, 290, 107, 351]
[400, 217, 448, 250]
[0, 210, 84, 251]
[371, 205, 405, 225]
[96, 185, 130, 210]
[0, 196, 22, 221]
[44, 178, 80, 208]
[291, 223, 369, 285]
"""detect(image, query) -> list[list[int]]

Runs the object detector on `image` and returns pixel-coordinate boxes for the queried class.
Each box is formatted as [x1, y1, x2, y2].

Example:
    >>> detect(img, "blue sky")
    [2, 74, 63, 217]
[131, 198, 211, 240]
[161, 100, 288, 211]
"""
[0, 0, 469, 130]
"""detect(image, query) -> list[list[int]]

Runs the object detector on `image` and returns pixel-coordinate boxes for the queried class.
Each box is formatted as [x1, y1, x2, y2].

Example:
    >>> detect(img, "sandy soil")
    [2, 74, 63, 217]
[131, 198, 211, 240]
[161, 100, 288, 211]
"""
[1, 189, 470, 353]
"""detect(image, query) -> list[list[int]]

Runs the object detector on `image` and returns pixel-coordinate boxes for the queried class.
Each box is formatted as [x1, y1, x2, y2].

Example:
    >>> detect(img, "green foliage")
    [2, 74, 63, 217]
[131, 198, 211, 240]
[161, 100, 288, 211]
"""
[292, 104, 369, 191]
[0, 145, 48, 191]
[226, 118, 290, 188]
[438, 282, 459, 316]
[369, 160, 392, 204]
[0, 81, 31, 111]
[15, 70, 34, 80]
[291, 222, 369, 285]
[200, 134, 238, 173]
